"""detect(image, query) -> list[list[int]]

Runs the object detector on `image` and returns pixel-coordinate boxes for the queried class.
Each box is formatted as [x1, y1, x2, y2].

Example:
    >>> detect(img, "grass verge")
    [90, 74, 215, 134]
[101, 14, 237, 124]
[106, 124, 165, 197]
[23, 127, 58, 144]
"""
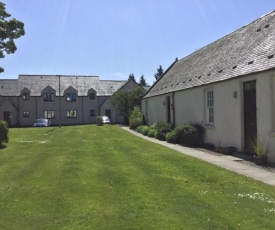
[0, 125, 274, 229]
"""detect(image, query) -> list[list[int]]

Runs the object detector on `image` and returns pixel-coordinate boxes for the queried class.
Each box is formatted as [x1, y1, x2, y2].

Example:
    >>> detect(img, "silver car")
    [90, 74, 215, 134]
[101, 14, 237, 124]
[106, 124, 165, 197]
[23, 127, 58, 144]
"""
[33, 118, 51, 127]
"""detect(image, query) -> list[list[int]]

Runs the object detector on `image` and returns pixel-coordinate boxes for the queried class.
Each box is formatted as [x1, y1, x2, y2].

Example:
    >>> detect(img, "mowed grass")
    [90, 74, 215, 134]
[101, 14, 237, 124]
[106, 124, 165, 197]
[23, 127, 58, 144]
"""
[0, 125, 275, 229]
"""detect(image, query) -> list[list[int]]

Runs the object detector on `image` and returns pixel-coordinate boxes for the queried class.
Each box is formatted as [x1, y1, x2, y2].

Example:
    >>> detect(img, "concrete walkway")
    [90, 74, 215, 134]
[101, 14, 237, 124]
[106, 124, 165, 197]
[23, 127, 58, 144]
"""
[121, 127, 275, 187]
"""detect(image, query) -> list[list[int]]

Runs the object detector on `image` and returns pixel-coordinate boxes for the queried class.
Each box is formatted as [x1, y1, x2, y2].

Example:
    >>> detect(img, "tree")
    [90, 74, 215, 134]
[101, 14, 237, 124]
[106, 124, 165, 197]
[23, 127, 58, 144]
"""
[110, 86, 145, 125]
[0, 120, 8, 146]
[128, 73, 136, 82]
[154, 65, 164, 81]
[0, 2, 25, 73]
[139, 74, 147, 86]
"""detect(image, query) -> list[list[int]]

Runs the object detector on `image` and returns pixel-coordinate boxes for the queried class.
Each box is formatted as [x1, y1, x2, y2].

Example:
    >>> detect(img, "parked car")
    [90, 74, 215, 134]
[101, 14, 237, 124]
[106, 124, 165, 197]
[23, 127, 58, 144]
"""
[97, 116, 111, 124]
[33, 118, 51, 127]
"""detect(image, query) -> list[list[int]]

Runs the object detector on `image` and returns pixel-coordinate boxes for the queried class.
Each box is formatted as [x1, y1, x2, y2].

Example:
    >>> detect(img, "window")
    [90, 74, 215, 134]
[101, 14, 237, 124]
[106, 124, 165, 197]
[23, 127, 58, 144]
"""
[44, 110, 55, 119]
[66, 93, 76, 102]
[66, 110, 77, 118]
[89, 93, 96, 100]
[22, 93, 29, 100]
[90, 110, 96, 116]
[43, 93, 55, 102]
[206, 90, 214, 124]
[23, 111, 29, 118]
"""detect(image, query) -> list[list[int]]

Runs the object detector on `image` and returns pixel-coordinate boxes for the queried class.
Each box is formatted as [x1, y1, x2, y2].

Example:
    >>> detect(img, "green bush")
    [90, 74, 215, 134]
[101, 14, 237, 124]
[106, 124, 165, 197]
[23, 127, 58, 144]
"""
[129, 107, 144, 130]
[148, 129, 157, 137]
[141, 126, 151, 136]
[191, 123, 206, 146]
[166, 131, 177, 143]
[0, 120, 9, 146]
[150, 123, 158, 130]
[175, 123, 205, 147]
[154, 122, 172, 141]
[135, 125, 145, 133]
[135, 125, 150, 135]
[155, 131, 166, 141]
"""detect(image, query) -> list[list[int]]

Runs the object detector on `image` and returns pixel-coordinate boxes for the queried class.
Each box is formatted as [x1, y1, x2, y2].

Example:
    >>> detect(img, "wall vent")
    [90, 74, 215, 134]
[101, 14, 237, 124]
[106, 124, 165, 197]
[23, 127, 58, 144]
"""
[248, 61, 254, 65]
[268, 54, 274, 59]
[218, 70, 223, 73]
[264, 24, 270, 28]
[232, 65, 237, 69]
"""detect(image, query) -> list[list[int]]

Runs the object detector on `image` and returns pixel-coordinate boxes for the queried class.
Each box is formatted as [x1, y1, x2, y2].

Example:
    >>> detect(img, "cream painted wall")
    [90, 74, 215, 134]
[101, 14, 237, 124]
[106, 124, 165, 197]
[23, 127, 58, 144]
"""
[142, 69, 275, 162]
[142, 93, 173, 125]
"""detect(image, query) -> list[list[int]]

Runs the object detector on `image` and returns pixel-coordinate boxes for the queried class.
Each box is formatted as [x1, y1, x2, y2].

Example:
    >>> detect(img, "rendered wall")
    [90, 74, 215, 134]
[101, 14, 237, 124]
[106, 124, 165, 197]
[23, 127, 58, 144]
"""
[142, 69, 275, 162]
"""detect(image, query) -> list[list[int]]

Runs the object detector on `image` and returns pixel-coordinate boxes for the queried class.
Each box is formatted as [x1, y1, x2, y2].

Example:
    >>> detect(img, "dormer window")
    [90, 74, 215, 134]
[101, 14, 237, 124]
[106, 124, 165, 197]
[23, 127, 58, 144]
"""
[66, 93, 76, 102]
[43, 93, 55, 102]
[89, 93, 96, 100]
[22, 93, 29, 100]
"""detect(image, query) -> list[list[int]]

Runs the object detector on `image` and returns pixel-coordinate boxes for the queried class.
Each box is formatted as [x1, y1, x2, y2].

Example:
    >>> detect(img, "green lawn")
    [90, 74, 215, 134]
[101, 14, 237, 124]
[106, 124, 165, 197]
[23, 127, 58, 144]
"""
[0, 125, 275, 229]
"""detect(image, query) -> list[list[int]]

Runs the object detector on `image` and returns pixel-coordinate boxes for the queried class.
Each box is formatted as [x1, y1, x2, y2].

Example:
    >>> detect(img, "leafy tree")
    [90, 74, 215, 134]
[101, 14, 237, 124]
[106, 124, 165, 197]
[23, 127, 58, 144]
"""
[154, 65, 164, 81]
[139, 74, 147, 86]
[110, 86, 145, 125]
[129, 106, 143, 130]
[0, 120, 9, 146]
[0, 2, 25, 73]
[128, 73, 136, 82]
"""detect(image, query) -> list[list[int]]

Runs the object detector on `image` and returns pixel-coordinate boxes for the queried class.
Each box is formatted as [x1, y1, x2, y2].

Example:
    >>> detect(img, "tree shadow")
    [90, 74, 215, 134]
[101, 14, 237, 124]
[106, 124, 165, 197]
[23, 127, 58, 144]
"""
[0, 144, 7, 150]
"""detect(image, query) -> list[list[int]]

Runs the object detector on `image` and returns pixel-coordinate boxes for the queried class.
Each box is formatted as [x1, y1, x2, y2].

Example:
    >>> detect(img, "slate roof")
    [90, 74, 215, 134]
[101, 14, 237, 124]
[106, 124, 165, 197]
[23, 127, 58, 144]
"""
[144, 10, 275, 98]
[0, 75, 127, 97]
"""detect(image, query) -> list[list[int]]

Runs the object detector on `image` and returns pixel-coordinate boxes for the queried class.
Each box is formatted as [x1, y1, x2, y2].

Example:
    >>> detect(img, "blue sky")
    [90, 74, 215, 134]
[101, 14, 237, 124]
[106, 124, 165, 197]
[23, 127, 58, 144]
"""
[1, 0, 275, 85]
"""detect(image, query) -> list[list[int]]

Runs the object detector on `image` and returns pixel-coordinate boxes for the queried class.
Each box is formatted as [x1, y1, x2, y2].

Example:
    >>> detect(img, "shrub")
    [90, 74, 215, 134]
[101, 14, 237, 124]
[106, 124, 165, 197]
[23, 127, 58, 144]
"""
[150, 123, 158, 130]
[153, 122, 172, 141]
[96, 116, 103, 126]
[191, 123, 205, 146]
[172, 123, 205, 147]
[0, 120, 9, 146]
[166, 131, 177, 143]
[135, 125, 151, 136]
[155, 131, 166, 141]
[141, 126, 151, 136]
[148, 129, 157, 137]
[135, 125, 145, 133]
[129, 107, 144, 130]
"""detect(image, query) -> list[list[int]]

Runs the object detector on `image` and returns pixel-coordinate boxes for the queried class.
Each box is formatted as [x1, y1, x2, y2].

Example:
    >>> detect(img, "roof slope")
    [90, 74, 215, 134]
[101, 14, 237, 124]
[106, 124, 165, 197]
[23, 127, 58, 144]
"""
[144, 11, 275, 98]
[0, 75, 126, 96]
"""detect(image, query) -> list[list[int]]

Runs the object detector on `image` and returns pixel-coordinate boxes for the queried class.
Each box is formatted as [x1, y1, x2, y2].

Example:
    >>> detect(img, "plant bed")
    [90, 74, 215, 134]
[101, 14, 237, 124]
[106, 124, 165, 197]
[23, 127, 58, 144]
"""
[254, 155, 268, 165]
[233, 151, 254, 161]
[223, 147, 236, 155]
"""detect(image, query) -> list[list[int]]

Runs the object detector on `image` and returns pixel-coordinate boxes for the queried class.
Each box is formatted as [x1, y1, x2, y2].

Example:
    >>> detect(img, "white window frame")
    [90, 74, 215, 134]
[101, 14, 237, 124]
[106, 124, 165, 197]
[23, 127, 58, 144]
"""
[206, 89, 214, 124]
[43, 93, 55, 102]
[44, 110, 55, 119]
[66, 110, 77, 118]
[22, 93, 29, 100]
[23, 111, 29, 118]
[66, 93, 77, 102]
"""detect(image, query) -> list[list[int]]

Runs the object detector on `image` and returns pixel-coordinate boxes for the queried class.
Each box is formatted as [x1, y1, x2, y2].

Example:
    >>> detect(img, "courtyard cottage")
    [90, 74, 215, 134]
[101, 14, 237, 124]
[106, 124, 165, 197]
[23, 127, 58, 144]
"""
[142, 11, 275, 162]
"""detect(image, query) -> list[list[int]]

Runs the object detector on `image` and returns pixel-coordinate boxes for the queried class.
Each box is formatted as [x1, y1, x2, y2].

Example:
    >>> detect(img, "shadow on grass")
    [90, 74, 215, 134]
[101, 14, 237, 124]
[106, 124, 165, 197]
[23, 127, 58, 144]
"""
[0, 144, 7, 150]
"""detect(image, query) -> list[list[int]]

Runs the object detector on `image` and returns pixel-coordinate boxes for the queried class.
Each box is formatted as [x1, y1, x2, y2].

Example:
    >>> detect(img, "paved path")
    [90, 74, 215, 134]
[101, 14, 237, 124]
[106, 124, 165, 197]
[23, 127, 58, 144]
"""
[121, 127, 275, 187]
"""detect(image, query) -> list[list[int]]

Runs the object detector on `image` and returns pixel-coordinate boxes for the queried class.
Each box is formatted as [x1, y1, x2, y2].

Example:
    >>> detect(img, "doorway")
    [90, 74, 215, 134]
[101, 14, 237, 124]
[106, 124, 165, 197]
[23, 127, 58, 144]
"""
[243, 80, 257, 151]
[166, 96, 171, 123]
[105, 109, 111, 119]
[4, 111, 11, 127]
